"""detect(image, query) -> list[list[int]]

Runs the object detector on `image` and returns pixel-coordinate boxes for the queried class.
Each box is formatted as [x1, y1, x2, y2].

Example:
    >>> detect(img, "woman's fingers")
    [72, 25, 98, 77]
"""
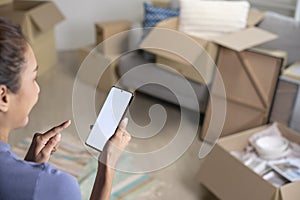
[118, 118, 128, 131]
[40, 120, 71, 144]
[41, 133, 61, 159]
[37, 120, 70, 160]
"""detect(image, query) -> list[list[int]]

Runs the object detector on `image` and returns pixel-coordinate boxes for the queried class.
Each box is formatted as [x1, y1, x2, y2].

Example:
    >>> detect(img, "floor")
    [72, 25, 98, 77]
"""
[9, 50, 218, 200]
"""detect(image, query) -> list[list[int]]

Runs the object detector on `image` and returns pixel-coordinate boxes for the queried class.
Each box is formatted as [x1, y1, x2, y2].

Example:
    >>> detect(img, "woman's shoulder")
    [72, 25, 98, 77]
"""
[35, 163, 82, 200]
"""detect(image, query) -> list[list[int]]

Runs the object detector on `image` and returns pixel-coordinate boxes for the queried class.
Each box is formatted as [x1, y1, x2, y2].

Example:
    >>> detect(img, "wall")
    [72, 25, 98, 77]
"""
[53, 0, 144, 50]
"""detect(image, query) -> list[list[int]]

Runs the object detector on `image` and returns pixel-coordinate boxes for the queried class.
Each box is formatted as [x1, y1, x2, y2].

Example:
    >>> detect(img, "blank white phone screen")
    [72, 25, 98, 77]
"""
[86, 87, 133, 151]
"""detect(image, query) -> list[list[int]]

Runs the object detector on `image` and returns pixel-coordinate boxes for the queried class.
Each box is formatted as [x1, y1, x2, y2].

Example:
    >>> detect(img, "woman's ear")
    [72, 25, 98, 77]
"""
[0, 85, 10, 113]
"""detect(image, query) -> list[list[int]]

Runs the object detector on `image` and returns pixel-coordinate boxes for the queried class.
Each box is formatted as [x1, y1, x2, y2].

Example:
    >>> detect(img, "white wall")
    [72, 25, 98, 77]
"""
[53, 0, 144, 50]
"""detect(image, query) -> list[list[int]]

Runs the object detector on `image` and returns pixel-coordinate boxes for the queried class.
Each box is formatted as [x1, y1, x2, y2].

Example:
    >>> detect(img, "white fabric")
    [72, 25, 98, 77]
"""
[179, 0, 250, 40]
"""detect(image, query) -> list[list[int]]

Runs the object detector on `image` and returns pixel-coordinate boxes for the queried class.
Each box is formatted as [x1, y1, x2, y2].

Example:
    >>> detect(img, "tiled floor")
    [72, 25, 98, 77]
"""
[9, 51, 218, 200]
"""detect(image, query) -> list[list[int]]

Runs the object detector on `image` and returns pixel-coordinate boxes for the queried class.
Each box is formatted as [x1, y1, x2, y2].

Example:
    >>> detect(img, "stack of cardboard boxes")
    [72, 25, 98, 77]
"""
[138, 9, 300, 200]
[0, 1, 64, 76]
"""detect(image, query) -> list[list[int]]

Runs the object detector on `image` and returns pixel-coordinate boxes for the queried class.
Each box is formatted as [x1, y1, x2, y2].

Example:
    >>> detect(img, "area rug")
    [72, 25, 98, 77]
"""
[11, 134, 164, 200]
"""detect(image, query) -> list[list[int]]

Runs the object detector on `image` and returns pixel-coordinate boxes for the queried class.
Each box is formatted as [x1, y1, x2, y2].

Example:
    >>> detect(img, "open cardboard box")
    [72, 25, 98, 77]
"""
[198, 123, 300, 200]
[139, 10, 276, 85]
[140, 17, 219, 85]
[0, 1, 64, 76]
[140, 10, 286, 139]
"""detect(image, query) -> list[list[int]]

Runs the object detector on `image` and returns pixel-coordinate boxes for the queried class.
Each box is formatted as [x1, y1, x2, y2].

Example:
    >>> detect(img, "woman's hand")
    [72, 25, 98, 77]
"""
[90, 118, 131, 200]
[99, 118, 131, 168]
[24, 120, 71, 163]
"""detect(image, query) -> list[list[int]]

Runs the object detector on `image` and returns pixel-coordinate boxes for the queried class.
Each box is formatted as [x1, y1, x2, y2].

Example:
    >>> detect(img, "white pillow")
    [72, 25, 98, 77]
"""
[179, 0, 250, 40]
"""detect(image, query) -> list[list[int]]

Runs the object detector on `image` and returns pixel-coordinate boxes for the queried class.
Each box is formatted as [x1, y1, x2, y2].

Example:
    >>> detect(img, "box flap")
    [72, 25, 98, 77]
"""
[140, 28, 207, 64]
[198, 144, 277, 200]
[12, 1, 41, 10]
[247, 9, 265, 27]
[213, 27, 278, 52]
[29, 2, 64, 32]
[155, 17, 178, 30]
[280, 181, 300, 200]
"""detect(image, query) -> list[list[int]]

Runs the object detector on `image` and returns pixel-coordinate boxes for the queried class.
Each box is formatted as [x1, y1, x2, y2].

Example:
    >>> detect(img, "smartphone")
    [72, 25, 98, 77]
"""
[85, 86, 133, 152]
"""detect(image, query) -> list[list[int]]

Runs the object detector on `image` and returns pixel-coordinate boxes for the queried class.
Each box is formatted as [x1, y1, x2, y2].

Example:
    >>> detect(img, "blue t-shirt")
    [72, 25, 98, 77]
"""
[0, 142, 82, 200]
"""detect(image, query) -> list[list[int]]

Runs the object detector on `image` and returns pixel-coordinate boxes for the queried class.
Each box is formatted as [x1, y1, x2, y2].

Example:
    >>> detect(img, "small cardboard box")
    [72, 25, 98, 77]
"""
[95, 20, 131, 55]
[0, 1, 64, 76]
[0, 0, 12, 6]
[271, 63, 300, 132]
[201, 48, 286, 141]
[78, 45, 119, 93]
[198, 123, 300, 200]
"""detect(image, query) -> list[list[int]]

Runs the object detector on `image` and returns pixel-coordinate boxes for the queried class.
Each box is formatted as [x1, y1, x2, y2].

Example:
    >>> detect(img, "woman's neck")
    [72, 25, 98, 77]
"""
[0, 128, 9, 143]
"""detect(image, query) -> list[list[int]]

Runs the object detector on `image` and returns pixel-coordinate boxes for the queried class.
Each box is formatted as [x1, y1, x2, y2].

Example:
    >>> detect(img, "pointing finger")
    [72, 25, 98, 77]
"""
[42, 120, 71, 141]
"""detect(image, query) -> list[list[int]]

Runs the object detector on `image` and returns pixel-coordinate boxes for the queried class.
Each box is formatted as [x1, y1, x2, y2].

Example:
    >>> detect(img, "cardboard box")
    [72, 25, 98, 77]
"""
[140, 17, 219, 85]
[198, 123, 300, 200]
[201, 48, 286, 141]
[140, 11, 285, 140]
[0, 1, 64, 76]
[270, 63, 300, 132]
[78, 45, 119, 93]
[0, 0, 12, 6]
[140, 10, 274, 85]
[95, 20, 131, 55]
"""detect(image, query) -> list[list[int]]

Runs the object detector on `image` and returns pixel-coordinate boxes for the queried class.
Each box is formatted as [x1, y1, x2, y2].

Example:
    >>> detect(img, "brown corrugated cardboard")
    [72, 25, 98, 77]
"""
[78, 46, 119, 93]
[140, 10, 276, 85]
[3, 1, 64, 43]
[0, 1, 64, 76]
[201, 47, 285, 140]
[95, 20, 131, 55]
[212, 27, 277, 52]
[155, 41, 218, 84]
[198, 123, 300, 200]
[140, 25, 218, 84]
[31, 29, 56, 76]
[0, 0, 12, 6]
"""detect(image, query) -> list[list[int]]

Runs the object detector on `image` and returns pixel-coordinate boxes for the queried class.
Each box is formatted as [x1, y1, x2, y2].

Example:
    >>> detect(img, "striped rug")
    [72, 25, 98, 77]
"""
[80, 164, 161, 200]
[12, 135, 163, 200]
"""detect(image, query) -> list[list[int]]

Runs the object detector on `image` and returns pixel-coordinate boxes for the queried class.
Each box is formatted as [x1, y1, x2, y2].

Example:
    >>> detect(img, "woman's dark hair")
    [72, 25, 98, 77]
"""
[0, 17, 27, 93]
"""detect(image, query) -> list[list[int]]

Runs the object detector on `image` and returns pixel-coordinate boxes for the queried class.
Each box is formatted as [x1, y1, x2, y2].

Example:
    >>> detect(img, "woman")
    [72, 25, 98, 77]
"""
[0, 17, 131, 200]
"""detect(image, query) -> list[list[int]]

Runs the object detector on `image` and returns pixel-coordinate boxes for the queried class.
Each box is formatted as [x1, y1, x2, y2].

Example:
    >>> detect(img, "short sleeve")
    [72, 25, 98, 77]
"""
[34, 164, 82, 200]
